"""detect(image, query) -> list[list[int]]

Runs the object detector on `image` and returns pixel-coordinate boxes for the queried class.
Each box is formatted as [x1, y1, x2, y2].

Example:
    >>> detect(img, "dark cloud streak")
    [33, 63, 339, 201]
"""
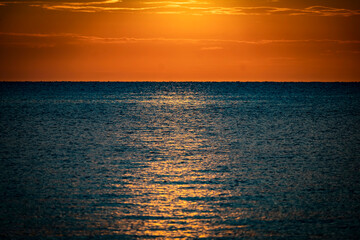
[0, 0, 359, 16]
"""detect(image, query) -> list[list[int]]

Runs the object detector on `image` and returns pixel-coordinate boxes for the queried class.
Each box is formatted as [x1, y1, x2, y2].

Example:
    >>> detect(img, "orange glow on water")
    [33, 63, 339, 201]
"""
[96, 91, 257, 238]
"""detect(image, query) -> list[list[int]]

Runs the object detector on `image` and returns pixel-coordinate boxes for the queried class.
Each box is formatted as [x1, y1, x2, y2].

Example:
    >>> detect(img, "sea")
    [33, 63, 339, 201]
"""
[0, 82, 359, 239]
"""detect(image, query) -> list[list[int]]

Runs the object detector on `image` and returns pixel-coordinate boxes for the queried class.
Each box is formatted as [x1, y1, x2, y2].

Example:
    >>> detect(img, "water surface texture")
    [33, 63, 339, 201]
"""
[1, 82, 360, 239]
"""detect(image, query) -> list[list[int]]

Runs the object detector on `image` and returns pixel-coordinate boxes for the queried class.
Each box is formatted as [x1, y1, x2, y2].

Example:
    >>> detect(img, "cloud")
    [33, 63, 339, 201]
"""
[0, 1, 359, 16]
[0, 0, 123, 12]
[193, 6, 360, 17]
[0, 32, 139, 47]
[201, 46, 223, 51]
[31, 0, 208, 12]
[0, 0, 121, 4]
[1, 32, 360, 48]
[290, 6, 360, 17]
[144, 1, 209, 5]
[31, 0, 125, 12]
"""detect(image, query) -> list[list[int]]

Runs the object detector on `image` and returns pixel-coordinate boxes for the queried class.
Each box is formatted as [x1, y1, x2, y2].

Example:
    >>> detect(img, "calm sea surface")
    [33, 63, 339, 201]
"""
[0, 82, 360, 239]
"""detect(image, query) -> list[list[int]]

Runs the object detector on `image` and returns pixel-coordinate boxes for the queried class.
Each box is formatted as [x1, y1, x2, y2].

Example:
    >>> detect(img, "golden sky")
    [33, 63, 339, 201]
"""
[0, 0, 359, 81]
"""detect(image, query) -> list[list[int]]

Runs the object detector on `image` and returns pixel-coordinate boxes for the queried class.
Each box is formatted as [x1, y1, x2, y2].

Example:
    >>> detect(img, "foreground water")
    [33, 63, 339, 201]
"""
[0, 82, 359, 239]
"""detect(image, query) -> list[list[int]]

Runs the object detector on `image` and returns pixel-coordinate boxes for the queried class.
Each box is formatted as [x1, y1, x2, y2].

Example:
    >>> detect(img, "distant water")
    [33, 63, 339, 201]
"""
[0, 82, 360, 239]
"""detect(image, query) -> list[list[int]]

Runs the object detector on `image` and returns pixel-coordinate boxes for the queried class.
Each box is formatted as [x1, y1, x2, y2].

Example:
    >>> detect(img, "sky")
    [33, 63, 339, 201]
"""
[0, 0, 359, 81]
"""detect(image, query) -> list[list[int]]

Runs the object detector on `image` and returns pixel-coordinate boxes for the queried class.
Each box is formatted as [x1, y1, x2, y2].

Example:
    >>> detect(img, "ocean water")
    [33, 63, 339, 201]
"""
[0, 82, 359, 239]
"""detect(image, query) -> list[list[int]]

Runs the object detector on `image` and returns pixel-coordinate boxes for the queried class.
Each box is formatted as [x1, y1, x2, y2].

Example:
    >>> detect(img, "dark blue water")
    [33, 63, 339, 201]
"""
[1, 82, 360, 239]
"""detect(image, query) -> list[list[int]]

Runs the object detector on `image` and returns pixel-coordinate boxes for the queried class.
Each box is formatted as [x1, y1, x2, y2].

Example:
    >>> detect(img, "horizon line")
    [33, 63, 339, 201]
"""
[1, 80, 359, 83]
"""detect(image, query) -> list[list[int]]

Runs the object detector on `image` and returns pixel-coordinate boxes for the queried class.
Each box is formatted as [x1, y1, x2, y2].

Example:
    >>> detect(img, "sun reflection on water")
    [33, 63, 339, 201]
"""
[103, 89, 253, 238]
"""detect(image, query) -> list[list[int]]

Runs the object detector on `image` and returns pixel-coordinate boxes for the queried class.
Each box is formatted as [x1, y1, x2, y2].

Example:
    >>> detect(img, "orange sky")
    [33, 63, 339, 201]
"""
[0, 0, 359, 81]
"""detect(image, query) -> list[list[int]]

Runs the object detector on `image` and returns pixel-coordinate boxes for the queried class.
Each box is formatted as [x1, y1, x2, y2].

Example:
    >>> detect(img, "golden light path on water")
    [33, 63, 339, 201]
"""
[101, 90, 254, 238]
